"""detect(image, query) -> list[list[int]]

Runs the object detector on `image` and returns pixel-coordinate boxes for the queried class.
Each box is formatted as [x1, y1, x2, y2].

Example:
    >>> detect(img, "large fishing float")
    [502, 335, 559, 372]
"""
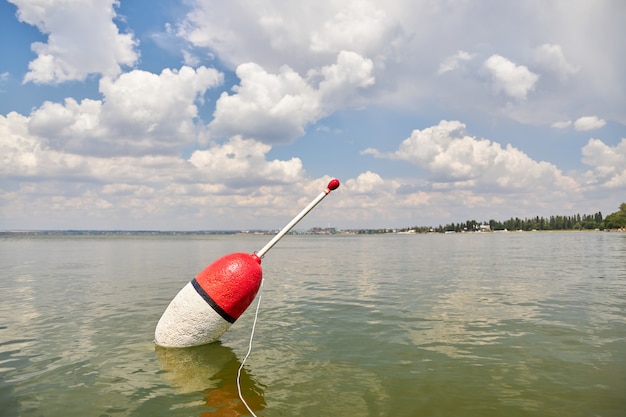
[155, 179, 340, 348]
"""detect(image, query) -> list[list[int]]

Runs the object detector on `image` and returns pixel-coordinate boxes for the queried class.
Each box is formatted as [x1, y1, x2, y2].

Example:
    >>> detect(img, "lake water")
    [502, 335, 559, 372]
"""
[1, 232, 624, 416]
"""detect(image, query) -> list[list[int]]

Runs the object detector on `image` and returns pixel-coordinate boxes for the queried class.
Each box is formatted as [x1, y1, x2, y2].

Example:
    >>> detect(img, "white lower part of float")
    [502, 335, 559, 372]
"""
[154, 281, 232, 347]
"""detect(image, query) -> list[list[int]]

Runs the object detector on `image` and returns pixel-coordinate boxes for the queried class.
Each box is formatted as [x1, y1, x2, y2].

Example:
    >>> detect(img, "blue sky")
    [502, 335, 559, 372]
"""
[1, 0, 625, 230]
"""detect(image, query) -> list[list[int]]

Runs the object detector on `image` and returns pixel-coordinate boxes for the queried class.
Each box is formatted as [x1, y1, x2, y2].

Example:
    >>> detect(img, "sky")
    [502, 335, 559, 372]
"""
[1, 0, 625, 231]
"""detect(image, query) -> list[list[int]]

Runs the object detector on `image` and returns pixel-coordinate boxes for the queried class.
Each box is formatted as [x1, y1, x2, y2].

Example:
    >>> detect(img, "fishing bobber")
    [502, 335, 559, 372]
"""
[155, 252, 262, 347]
[155, 179, 340, 348]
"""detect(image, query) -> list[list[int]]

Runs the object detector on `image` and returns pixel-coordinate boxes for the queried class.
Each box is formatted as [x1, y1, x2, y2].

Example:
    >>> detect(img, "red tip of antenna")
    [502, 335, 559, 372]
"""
[327, 179, 340, 191]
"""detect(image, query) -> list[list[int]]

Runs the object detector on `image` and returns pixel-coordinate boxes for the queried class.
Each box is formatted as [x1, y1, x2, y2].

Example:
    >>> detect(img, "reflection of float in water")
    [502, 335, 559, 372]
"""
[155, 342, 266, 416]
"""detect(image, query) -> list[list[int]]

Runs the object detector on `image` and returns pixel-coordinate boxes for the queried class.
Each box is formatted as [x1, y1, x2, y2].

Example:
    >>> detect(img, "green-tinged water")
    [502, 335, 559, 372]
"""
[1, 232, 624, 416]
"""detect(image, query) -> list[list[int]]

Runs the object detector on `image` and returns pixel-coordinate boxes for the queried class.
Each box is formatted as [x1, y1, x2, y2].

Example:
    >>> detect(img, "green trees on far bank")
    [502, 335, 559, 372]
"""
[488, 212, 604, 232]
[406, 203, 626, 233]
[603, 203, 626, 229]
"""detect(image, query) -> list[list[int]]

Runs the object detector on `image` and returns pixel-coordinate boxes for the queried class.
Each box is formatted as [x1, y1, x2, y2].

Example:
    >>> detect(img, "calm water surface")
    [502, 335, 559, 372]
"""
[1, 232, 624, 416]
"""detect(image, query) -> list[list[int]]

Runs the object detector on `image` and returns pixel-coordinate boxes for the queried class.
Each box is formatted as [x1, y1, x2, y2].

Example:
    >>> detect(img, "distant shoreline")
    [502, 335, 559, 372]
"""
[1, 228, 623, 236]
[0, 230, 247, 236]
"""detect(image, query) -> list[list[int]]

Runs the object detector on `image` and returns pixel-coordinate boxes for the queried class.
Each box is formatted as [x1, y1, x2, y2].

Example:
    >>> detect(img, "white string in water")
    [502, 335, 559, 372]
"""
[237, 278, 264, 417]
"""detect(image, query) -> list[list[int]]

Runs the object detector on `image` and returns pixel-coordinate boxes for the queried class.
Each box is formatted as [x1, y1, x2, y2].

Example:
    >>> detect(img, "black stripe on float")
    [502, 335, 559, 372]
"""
[191, 278, 236, 323]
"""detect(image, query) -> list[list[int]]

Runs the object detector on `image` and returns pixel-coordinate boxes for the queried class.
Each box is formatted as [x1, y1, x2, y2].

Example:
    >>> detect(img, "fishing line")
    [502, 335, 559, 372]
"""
[237, 277, 264, 417]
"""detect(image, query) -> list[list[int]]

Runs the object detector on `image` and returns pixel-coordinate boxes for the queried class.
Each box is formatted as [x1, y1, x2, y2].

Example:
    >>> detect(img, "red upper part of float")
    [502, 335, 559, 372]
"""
[327, 179, 340, 191]
[195, 252, 263, 320]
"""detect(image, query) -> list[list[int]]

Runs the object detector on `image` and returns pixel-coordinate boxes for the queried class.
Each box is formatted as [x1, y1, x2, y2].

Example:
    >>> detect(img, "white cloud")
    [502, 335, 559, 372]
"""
[534, 43, 579, 81]
[363, 120, 578, 192]
[27, 98, 103, 151]
[0, 72, 9, 90]
[209, 63, 317, 144]
[344, 171, 384, 194]
[9, 0, 138, 84]
[188, 136, 304, 185]
[99, 66, 223, 149]
[574, 115, 606, 131]
[581, 138, 626, 188]
[438, 51, 474, 74]
[482, 55, 539, 101]
[178, 0, 404, 72]
[0, 111, 189, 182]
[0, 112, 39, 177]
[315, 50, 376, 103]
[182, 50, 202, 67]
[24, 66, 222, 156]
[209, 51, 374, 144]
[552, 116, 606, 131]
[310, 1, 400, 57]
[178, 1, 314, 72]
[551, 120, 572, 129]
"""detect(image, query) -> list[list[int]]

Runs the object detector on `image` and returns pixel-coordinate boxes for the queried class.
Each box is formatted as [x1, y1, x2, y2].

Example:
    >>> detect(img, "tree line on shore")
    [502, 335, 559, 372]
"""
[395, 202, 626, 234]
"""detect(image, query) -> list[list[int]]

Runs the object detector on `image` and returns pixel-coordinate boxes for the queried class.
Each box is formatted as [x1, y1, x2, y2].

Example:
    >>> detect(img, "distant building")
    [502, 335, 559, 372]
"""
[308, 227, 338, 234]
